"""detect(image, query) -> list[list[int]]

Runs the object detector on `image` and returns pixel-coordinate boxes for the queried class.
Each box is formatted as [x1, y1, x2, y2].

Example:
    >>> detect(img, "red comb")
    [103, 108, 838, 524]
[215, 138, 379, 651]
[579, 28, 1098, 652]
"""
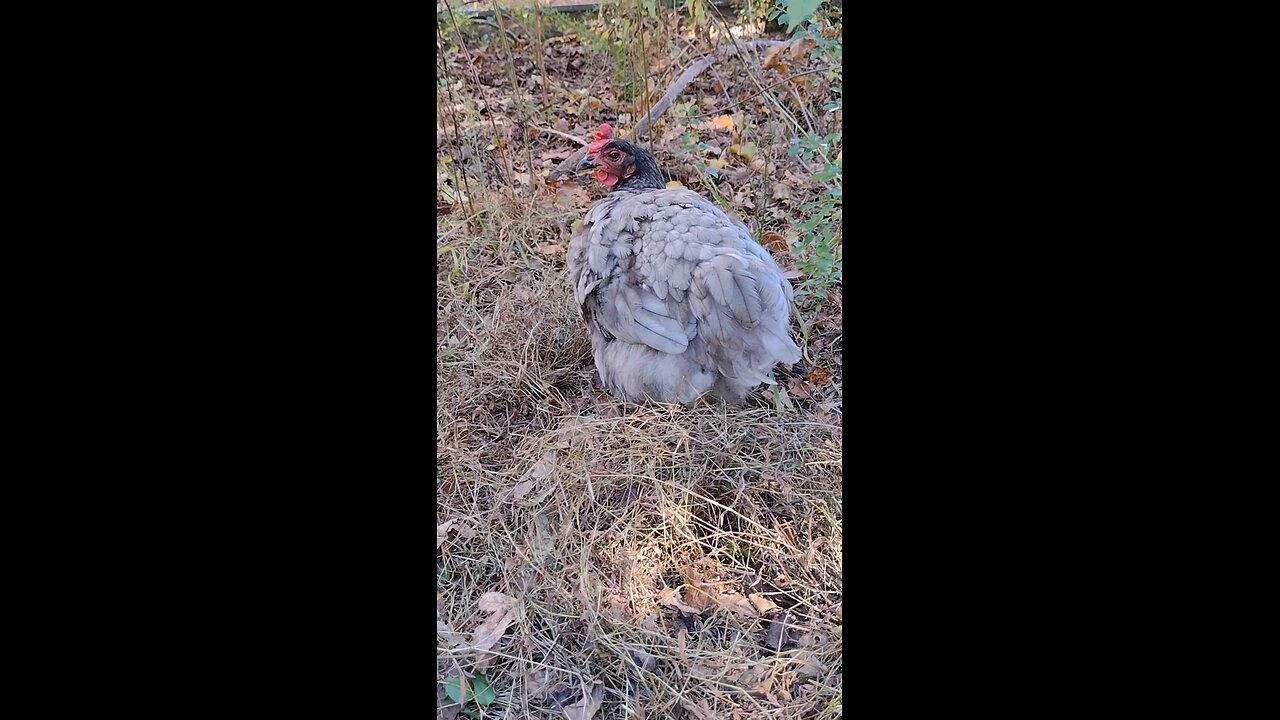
[586, 123, 615, 155]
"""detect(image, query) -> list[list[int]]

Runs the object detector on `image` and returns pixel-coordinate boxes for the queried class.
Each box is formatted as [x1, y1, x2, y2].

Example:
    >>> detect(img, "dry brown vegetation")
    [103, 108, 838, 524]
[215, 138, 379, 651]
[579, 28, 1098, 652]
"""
[438, 2, 842, 717]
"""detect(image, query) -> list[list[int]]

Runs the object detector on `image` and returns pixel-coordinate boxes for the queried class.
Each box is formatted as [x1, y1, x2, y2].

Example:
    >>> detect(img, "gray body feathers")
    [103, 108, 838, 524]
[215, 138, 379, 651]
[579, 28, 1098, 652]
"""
[568, 188, 802, 404]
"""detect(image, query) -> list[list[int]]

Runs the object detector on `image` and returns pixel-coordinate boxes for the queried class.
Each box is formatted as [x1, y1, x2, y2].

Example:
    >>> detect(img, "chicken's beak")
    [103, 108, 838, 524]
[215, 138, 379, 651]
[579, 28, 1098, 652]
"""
[578, 155, 596, 170]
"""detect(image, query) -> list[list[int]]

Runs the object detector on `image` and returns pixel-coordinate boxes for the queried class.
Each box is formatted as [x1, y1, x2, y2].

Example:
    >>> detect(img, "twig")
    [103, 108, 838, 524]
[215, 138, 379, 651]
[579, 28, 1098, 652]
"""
[530, 125, 590, 146]
[547, 39, 786, 181]
[437, 223, 467, 243]
[786, 78, 817, 135]
[471, 18, 517, 42]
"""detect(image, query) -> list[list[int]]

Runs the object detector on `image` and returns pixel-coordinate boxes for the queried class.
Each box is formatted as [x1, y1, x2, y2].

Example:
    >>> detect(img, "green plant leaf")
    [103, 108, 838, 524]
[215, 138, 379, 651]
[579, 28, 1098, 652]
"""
[812, 163, 840, 182]
[443, 676, 465, 704]
[784, 0, 823, 32]
[471, 674, 497, 706]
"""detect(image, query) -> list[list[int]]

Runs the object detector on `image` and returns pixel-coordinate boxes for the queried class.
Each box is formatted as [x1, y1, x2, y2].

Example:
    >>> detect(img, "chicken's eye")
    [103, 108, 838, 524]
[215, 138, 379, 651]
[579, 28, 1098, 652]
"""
[608, 151, 621, 160]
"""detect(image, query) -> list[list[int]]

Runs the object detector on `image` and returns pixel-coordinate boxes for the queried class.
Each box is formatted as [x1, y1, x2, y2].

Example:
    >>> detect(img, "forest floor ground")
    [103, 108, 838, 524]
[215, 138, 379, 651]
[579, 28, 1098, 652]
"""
[437, 4, 842, 718]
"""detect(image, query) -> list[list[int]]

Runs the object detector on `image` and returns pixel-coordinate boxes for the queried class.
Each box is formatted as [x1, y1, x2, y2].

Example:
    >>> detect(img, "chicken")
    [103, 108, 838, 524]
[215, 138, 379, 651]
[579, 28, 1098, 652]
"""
[567, 123, 801, 405]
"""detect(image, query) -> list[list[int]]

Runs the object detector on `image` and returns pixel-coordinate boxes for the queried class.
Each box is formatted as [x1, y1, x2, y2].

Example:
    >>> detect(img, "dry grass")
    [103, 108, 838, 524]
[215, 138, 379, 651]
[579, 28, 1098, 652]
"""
[437, 195, 842, 719]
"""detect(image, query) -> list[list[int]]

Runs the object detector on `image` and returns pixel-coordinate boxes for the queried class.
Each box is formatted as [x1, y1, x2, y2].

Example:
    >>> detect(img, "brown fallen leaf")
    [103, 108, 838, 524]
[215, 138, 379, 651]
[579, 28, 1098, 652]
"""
[631, 648, 658, 672]
[680, 700, 716, 720]
[554, 184, 590, 210]
[437, 618, 466, 649]
[657, 586, 702, 615]
[511, 451, 559, 502]
[748, 593, 780, 614]
[716, 593, 758, 617]
[806, 367, 831, 384]
[762, 43, 788, 72]
[681, 567, 719, 611]
[536, 242, 566, 256]
[437, 520, 457, 549]
[764, 612, 794, 652]
[525, 668, 558, 699]
[471, 591, 516, 653]
[519, 477, 560, 507]
[794, 650, 827, 677]
[676, 626, 689, 663]
[789, 36, 818, 60]
[760, 230, 787, 252]
[563, 680, 604, 720]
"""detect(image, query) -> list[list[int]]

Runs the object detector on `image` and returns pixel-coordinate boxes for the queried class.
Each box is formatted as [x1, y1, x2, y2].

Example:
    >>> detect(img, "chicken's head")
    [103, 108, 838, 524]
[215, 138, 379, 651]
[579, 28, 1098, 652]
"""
[579, 129, 665, 191]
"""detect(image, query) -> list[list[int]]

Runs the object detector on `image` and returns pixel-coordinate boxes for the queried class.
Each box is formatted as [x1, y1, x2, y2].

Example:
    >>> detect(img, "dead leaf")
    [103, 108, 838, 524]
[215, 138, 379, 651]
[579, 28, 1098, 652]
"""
[554, 184, 590, 210]
[676, 626, 689, 663]
[681, 567, 719, 611]
[632, 648, 658, 672]
[754, 671, 775, 696]
[511, 451, 558, 502]
[563, 681, 604, 720]
[658, 586, 702, 615]
[519, 477, 560, 506]
[680, 700, 716, 720]
[762, 43, 788, 72]
[735, 661, 776, 697]
[760, 231, 787, 252]
[471, 591, 516, 653]
[711, 114, 734, 131]
[748, 593, 780, 614]
[788, 376, 813, 400]
[764, 612, 793, 651]
[437, 520, 456, 549]
[794, 650, 827, 677]
[771, 182, 792, 202]
[525, 668, 557, 698]
[536, 242, 566, 256]
[665, 180, 684, 189]
[806, 367, 831, 384]
[788, 36, 818, 60]
[437, 618, 466, 649]
[716, 593, 758, 617]
[478, 592, 514, 613]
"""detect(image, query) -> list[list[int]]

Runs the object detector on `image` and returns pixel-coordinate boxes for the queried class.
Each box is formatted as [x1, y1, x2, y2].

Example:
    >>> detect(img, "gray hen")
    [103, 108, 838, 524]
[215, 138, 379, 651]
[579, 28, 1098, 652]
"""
[567, 125, 801, 405]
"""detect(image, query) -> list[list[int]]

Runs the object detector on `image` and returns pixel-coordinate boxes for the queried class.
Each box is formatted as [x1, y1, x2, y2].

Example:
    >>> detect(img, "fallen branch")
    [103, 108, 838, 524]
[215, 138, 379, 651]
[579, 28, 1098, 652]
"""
[547, 39, 786, 182]
[530, 125, 590, 146]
